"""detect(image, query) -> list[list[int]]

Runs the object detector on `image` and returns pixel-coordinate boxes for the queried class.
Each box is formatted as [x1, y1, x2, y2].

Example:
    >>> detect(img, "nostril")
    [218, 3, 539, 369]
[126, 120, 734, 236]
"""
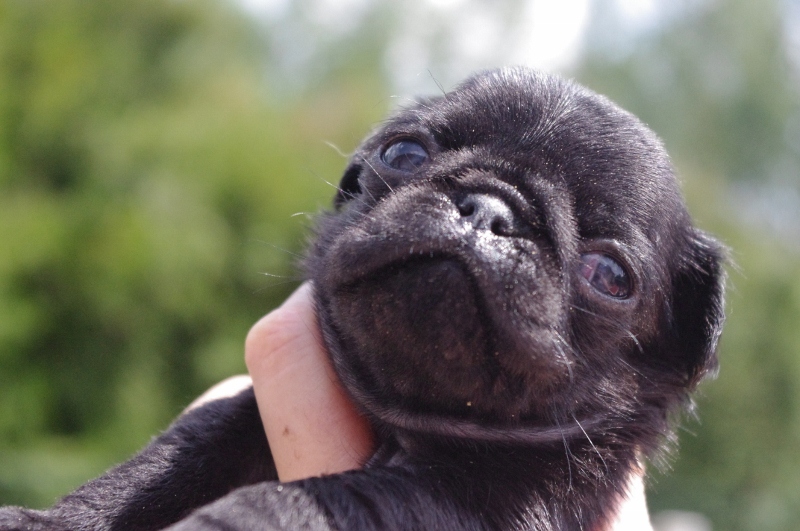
[458, 199, 476, 217]
[490, 218, 508, 235]
[456, 194, 517, 236]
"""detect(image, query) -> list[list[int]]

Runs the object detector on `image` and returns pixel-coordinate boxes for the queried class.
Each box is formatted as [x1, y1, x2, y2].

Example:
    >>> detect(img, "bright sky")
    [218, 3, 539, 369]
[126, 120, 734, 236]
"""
[236, 0, 662, 93]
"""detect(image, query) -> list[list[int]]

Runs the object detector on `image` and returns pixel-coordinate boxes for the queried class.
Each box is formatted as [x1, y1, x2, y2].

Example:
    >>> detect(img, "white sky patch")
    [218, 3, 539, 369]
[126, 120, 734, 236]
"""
[617, 0, 712, 42]
[385, 32, 434, 98]
[305, 0, 372, 35]
[238, 0, 371, 32]
[508, 0, 591, 72]
[384, 0, 592, 96]
[231, 0, 639, 95]
[236, 0, 289, 19]
[615, 0, 660, 29]
[426, 0, 469, 9]
[784, 0, 800, 75]
[449, 4, 505, 67]
[235, 0, 591, 73]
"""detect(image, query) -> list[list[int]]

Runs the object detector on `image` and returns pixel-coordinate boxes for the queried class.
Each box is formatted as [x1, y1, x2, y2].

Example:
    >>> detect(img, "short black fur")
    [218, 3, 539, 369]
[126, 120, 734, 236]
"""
[0, 68, 725, 531]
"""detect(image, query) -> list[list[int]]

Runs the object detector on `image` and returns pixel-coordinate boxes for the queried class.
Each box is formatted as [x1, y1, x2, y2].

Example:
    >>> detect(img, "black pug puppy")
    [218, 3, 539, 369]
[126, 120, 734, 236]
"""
[0, 67, 725, 531]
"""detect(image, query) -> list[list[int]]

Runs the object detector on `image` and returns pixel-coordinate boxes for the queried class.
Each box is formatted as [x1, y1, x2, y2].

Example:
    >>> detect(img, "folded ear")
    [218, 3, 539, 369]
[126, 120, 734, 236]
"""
[668, 228, 727, 388]
[334, 162, 363, 209]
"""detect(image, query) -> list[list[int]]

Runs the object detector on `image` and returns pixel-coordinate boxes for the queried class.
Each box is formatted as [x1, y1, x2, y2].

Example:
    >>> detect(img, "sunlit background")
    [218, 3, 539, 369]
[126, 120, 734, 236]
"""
[1, 0, 799, 529]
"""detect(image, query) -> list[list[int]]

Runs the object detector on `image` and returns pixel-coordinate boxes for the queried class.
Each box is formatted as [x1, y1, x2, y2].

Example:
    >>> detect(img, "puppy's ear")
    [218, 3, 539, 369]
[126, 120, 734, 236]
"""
[668, 228, 727, 388]
[334, 163, 362, 209]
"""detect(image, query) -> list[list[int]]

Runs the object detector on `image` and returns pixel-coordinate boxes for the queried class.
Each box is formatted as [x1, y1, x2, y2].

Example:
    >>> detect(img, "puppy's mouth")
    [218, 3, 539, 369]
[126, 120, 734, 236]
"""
[317, 185, 572, 424]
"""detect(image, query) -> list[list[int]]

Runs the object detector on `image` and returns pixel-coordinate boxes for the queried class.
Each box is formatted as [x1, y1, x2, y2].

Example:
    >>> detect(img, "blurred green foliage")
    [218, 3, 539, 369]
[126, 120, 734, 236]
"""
[0, 0, 387, 505]
[579, 1, 800, 529]
[1, 0, 800, 529]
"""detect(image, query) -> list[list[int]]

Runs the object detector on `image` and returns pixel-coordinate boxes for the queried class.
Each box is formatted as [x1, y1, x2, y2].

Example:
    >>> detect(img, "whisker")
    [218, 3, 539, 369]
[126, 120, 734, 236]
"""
[570, 304, 655, 385]
[301, 165, 373, 210]
[323, 140, 351, 159]
[306, 168, 341, 191]
[259, 272, 293, 279]
[617, 358, 653, 383]
[625, 331, 644, 355]
[570, 304, 644, 351]
[559, 422, 574, 493]
[357, 182, 377, 204]
[360, 155, 394, 193]
[252, 240, 304, 260]
[570, 304, 633, 333]
[569, 304, 603, 319]
[391, 94, 431, 110]
[428, 69, 446, 97]
[343, 205, 383, 227]
[552, 331, 575, 385]
[572, 415, 609, 475]
[339, 187, 375, 209]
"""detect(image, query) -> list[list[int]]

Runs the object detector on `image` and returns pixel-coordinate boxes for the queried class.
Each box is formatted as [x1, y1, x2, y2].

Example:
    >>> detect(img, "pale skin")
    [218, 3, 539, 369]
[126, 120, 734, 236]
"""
[192, 282, 653, 531]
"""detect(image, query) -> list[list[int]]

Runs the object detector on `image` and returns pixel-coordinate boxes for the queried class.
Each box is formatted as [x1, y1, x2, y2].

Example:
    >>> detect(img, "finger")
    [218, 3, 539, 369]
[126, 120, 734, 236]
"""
[245, 282, 375, 482]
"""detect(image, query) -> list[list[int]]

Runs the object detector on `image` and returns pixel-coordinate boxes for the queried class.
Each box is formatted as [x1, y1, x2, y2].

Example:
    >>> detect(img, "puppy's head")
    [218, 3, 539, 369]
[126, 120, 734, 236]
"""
[305, 68, 725, 448]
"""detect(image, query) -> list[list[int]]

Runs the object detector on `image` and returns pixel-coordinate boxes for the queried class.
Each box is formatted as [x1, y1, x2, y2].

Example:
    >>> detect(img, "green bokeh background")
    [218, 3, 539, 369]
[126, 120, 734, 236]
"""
[1, 1, 799, 529]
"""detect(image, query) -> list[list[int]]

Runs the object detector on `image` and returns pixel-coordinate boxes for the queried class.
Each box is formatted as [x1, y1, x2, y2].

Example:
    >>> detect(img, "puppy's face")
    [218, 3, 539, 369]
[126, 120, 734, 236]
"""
[306, 69, 724, 445]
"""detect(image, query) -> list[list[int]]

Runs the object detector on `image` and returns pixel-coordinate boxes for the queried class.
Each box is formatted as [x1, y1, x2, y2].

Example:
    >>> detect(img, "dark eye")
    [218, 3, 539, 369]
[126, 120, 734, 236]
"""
[381, 139, 429, 172]
[578, 253, 631, 299]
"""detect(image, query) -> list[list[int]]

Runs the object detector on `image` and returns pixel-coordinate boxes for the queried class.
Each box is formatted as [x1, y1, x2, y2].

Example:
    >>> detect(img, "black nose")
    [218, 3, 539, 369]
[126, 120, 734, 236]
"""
[457, 194, 517, 236]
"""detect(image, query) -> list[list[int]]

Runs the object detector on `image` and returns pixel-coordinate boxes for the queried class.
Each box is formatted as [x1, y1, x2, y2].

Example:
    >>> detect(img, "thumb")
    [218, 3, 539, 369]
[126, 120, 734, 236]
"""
[245, 282, 375, 482]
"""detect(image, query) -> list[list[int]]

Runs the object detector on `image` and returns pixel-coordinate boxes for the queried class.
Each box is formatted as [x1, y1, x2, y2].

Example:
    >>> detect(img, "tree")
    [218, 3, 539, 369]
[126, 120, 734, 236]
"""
[578, 0, 800, 528]
[0, 0, 387, 506]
